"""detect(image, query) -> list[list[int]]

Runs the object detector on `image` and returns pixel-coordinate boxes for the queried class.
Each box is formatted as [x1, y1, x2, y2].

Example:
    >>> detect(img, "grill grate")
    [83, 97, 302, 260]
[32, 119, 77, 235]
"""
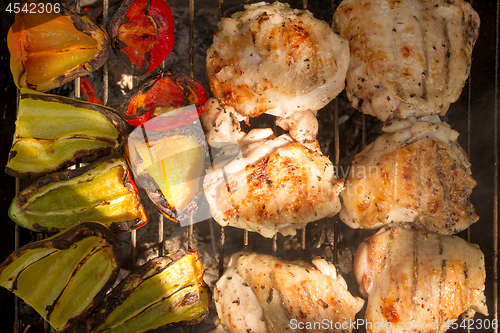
[9, 0, 499, 332]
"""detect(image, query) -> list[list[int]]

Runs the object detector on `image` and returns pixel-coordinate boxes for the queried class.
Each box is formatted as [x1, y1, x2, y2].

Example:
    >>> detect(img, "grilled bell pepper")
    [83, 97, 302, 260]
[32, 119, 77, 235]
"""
[7, 0, 110, 92]
[126, 108, 210, 223]
[9, 156, 147, 233]
[109, 0, 175, 76]
[83, 249, 210, 333]
[120, 71, 208, 129]
[6, 89, 127, 178]
[0, 222, 121, 332]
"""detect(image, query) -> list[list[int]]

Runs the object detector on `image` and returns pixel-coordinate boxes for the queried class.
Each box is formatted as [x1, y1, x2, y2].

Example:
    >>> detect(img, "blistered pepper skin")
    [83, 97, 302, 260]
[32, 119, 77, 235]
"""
[120, 71, 208, 129]
[0, 222, 121, 332]
[109, 0, 175, 76]
[9, 156, 147, 234]
[7, 0, 110, 92]
[82, 249, 211, 333]
[5, 89, 128, 179]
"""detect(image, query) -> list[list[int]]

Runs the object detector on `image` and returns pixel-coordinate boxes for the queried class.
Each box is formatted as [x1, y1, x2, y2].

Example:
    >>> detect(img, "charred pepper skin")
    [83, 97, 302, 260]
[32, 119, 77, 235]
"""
[5, 89, 128, 179]
[0, 222, 121, 332]
[109, 0, 175, 76]
[9, 155, 148, 234]
[82, 249, 211, 333]
[120, 70, 209, 129]
[7, 0, 110, 92]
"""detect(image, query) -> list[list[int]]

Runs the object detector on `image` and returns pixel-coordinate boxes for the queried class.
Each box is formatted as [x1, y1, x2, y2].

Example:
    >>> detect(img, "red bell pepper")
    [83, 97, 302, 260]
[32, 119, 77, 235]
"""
[79, 76, 103, 105]
[120, 71, 208, 131]
[7, 0, 110, 92]
[109, 0, 174, 76]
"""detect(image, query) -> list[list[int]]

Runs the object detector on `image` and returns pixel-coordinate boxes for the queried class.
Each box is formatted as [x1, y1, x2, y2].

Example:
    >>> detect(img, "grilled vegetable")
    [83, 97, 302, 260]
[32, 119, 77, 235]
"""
[6, 89, 127, 178]
[120, 71, 208, 128]
[0, 222, 121, 332]
[84, 249, 211, 333]
[9, 156, 147, 233]
[126, 107, 209, 223]
[109, 0, 175, 76]
[7, 0, 110, 92]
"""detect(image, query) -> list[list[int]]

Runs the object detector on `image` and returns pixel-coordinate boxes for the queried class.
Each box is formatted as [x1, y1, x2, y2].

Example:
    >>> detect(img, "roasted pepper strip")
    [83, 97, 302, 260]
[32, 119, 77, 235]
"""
[84, 249, 210, 333]
[0, 222, 121, 332]
[5, 89, 127, 178]
[9, 156, 147, 233]
[7, 0, 110, 92]
[109, 0, 174, 76]
[120, 71, 208, 129]
[126, 107, 210, 223]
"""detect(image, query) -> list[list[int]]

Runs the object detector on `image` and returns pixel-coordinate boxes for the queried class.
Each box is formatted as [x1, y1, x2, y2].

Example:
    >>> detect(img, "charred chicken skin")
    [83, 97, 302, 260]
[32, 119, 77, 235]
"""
[354, 225, 488, 333]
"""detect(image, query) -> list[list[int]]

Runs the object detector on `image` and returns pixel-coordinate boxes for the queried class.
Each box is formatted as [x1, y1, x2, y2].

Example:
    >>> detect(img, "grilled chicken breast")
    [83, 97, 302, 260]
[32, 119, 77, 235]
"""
[212, 252, 364, 333]
[354, 225, 488, 332]
[334, 0, 480, 121]
[202, 99, 343, 238]
[340, 116, 478, 235]
[207, 2, 349, 119]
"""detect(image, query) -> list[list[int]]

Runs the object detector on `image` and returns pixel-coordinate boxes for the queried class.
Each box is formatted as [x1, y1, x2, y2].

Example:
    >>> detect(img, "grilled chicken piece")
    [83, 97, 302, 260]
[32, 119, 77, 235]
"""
[274, 110, 319, 144]
[207, 2, 349, 121]
[202, 100, 343, 238]
[212, 252, 364, 333]
[354, 225, 488, 333]
[334, 0, 480, 121]
[203, 130, 343, 238]
[340, 116, 478, 235]
[200, 98, 246, 146]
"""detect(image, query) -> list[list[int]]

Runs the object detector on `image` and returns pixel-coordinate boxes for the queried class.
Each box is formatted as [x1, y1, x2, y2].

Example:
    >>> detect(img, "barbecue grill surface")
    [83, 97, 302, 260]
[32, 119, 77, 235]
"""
[0, 0, 498, 332]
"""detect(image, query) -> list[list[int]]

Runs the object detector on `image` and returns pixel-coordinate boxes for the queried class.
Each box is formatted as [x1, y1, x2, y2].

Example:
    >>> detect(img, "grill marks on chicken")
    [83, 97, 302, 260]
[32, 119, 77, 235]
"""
[334, 0, 480, 121]
[203, 135, 343, 238]
[213, 253, 364, 333]
[213, 142, 342, 237]
[340, 117, 478, 235]
[207, 2, 349, 119]
[203, 99, 343, 238]
[354, 225, 488, 332]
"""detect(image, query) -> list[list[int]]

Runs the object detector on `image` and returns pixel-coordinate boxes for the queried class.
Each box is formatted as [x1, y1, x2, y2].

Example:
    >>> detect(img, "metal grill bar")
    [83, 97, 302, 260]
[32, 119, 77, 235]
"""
[102, 0, 109, 106]
[130, 229, 137, 270]
[243, 229, 248, 246]
[217, 0, 225, 281]
[463, 0, 474, 329]
[13, 100, 20, 333]
[158, 215, 164, 256]
[301, 227, 306, 250]
[188, 217, 194, 249]
[187, 0, 196, 251]
[189, 0, 195, 78]
[218, 226, 225, 278]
